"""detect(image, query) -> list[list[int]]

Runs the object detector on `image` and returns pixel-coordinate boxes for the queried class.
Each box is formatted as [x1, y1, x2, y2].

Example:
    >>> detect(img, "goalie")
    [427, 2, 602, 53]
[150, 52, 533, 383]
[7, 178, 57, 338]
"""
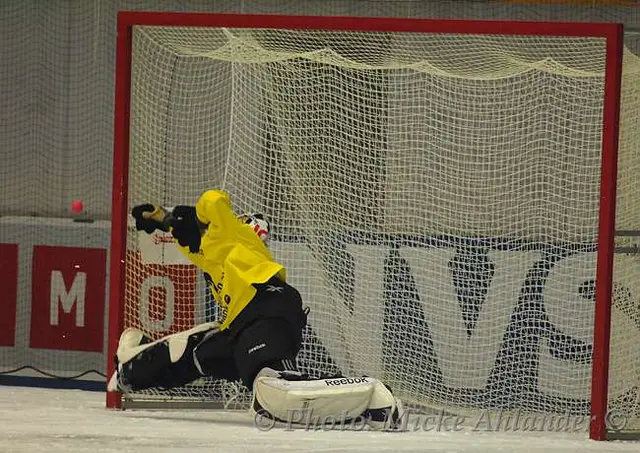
[108, 189, 402, 430]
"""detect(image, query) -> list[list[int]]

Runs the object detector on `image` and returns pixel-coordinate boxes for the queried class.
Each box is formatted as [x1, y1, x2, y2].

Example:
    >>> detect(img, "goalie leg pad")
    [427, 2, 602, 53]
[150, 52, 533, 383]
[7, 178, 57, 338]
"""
[253, 374, 376, 423]
[115, 322, 221, 366]
[109, 322, 238, 392]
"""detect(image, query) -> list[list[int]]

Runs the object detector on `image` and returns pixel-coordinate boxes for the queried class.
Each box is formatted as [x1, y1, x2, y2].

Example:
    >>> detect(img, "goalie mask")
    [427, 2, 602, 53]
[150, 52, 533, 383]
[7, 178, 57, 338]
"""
[239, 213, 270, 244]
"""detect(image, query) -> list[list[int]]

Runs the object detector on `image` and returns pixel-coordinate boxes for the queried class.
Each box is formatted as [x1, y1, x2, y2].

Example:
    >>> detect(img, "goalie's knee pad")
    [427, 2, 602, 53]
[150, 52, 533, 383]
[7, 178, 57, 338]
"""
[252, 371, 403, 430]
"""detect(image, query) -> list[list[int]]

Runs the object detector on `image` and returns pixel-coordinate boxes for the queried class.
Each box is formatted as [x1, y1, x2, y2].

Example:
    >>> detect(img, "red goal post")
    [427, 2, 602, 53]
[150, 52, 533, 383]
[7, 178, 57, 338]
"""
[108, 12, 625, 441]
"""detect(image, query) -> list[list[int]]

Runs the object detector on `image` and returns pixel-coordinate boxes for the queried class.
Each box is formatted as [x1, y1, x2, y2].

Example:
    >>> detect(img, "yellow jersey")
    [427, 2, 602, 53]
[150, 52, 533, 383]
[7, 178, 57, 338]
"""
[175, 190, 286, 330]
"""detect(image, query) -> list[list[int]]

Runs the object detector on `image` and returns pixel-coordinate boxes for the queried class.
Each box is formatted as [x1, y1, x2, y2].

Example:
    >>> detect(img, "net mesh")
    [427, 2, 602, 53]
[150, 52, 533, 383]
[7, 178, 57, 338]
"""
[121, 26, 640, 429]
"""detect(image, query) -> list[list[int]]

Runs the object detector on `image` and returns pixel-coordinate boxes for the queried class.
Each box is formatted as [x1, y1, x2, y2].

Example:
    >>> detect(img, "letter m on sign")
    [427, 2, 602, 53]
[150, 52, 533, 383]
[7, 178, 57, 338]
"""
[50, 271, 86, 327]
[30, 246, 106, 352]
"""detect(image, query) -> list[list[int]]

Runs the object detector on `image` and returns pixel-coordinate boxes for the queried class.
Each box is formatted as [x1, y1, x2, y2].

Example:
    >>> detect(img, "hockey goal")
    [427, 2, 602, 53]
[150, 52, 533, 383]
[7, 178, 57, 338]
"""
[108, 12, 640, 441]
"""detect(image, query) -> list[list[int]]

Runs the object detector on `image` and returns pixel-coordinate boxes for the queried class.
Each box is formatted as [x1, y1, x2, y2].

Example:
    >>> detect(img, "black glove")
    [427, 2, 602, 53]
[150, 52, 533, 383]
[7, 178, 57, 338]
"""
[131, 204, 170, 233]
[170, 205, 206, 253]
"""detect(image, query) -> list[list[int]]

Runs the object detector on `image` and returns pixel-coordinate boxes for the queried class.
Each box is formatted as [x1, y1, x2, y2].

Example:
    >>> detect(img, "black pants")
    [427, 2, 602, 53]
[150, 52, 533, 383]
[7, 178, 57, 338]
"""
[224, 277, 307, 386]
[123, 277, 307, 390]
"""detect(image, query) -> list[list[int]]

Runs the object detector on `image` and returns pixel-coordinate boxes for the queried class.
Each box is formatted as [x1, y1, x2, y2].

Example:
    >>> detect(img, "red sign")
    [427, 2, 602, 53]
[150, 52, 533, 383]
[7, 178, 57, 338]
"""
[30, 246, 107, 352]
[125, 251, 197, 337]
[0, 244, 18, 347]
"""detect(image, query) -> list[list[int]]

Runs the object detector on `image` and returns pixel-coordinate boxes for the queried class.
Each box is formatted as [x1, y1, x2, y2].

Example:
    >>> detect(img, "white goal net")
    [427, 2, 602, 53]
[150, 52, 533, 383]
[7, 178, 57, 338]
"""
[117, 23, 640, 435]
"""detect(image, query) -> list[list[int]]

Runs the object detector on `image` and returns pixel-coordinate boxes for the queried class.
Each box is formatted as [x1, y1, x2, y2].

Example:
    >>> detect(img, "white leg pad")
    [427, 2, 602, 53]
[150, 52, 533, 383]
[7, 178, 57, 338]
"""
[253, 373, 402, 430]
[254, 375, 375, 421]
[116, 321, 220, 365]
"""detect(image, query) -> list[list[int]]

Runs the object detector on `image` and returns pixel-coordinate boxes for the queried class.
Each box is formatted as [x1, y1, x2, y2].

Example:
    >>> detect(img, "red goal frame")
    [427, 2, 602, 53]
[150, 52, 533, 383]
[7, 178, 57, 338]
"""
[108, 11, 624, 441]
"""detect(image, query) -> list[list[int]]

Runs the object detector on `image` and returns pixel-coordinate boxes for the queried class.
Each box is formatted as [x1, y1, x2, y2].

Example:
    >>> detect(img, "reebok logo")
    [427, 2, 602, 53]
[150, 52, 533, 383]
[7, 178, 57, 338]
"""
[248, 343, 266, 354]
[324, 377, 369, 386]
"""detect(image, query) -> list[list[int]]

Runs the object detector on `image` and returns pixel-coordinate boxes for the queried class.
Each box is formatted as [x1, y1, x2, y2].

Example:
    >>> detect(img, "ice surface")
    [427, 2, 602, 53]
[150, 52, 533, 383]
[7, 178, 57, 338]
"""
[0, 385, 638, 453]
